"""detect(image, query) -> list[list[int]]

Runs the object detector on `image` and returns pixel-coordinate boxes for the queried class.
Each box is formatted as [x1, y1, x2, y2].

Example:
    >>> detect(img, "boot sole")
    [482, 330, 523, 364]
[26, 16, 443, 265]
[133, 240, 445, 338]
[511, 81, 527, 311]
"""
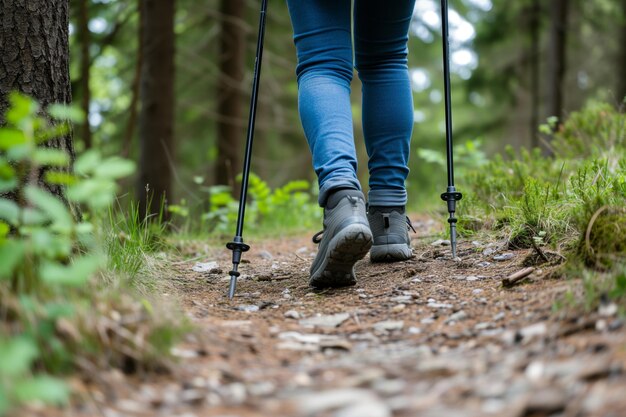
[309, 224, 373, 289]
[370, 243, 414, 263]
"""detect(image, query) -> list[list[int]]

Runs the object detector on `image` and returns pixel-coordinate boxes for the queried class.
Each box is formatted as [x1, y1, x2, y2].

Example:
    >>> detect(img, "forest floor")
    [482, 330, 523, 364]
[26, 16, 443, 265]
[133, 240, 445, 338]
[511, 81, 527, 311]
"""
[35, 218, 626, 417]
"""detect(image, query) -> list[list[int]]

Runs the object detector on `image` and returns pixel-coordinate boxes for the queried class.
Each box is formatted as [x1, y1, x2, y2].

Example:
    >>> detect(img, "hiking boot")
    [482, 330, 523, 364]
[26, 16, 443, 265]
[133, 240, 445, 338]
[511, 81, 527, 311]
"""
[367, 206, 415, 262]
[309, 189, 373, 288]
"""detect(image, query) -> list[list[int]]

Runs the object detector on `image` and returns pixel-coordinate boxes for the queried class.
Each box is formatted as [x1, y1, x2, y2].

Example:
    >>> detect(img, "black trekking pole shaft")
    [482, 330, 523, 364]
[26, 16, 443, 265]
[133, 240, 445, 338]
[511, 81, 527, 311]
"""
[439, 0, 462, 258]
[441, 0, 454, 188]
[226, 0, 268, 299]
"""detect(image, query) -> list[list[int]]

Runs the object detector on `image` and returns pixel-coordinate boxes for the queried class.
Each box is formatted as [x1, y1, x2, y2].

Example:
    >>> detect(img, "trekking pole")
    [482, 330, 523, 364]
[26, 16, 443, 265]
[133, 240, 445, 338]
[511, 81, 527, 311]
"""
[439, 0, 463, 258]
[226, 0, 268, 299]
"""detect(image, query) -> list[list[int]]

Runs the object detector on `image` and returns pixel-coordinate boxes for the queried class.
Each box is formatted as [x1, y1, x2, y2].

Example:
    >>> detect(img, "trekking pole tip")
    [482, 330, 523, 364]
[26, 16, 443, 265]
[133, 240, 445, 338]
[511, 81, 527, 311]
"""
[226, 238, 250, 300]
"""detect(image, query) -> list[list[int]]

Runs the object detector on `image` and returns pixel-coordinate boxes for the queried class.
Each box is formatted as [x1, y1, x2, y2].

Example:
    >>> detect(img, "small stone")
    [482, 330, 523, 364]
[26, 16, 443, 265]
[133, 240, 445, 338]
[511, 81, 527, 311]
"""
[408, 326, 422, 334]
[446, 310, 468, 323]
[493, 312, 506, 321]
[474, 322, 493, 331]
[293, 389, 378, 415]
[599, 302, 618, 317]
[431, 239, 451, 246]
[258, 250, 273, 260]
[296, 246, 309, 254]
[235, 304, 259, 312]
[390, 295, 412, 303]
[392, 304, 406, 313]
[427, 302, 453, 309]
[373, 320, 404, 332]
[284, 310, 301, 320]
[472, 289, 483, 294]
[483, 247, 496, 256]
[477, 261, 491, 267]
[493, 253, 514, 261]
[519, 322, 547, 342]
[300, 313, 350, 329]
[334, 401, 391, 417]
[191, 261, 220, 273]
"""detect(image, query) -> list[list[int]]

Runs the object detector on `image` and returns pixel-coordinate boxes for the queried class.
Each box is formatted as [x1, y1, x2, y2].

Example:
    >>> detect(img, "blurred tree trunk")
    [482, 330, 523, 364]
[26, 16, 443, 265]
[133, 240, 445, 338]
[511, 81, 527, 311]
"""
[137, 0, 175, 220]
[529, 0, 541, 149]
[122, 0, 144, 158]
[0, 0, 74, 199]
[619, 0, 626, 103]
[215, 0, 245, 192]
[78, 0, 92, 148]
[546, 0, 569, 149]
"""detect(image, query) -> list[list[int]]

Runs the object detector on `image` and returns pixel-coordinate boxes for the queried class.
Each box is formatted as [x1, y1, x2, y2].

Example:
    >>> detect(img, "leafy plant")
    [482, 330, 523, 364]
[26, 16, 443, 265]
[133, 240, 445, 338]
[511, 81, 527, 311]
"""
[173, 173, 322, 235]
[0, 93, 184, 414]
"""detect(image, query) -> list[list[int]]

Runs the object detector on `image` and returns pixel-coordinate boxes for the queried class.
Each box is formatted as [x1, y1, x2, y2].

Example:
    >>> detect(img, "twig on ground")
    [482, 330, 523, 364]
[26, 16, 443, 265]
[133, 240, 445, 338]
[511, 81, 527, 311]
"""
[502, 267, 535, 287]
[531, 239, 550, 263]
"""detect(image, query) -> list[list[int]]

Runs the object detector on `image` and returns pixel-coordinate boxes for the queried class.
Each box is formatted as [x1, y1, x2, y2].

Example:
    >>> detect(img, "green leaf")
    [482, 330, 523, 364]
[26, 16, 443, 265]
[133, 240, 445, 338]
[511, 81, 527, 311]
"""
[73, 150, 101, 175]
[0, 128, 27, 150]
[0, 240, 25, 279]
[40, 255, 103, 286]
[6, 93, 38, 125]
[0, 159, 16, 180]
[32, 148, 70, 167]
[24, 186, 73, 231]
[44, 171, 77, 185]
[93, 157, 136, 179]
[13, 376, 69, 405]
[0, 198, 20, 225]
[30, 229, 72, 258]
[0, 178, 17, 193]
[47, 104, 85, 123]
[0, 337, 38, 376]
[6, 144, 31, 161]
[0, 221, 9, 241]
[66, 179, 116, 209]
[20, 208, 47, 226]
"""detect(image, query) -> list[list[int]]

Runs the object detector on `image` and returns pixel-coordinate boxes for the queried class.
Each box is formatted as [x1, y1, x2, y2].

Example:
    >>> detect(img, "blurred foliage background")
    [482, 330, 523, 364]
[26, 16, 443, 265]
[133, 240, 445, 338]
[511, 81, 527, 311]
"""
[67, 0, 626, 213]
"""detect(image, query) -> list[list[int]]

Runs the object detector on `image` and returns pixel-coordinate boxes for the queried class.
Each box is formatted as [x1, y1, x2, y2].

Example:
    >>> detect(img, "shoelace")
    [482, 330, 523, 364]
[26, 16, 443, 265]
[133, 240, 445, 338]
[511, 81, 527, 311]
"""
[312, 230, 324, 244]
[407, 216, 417, 233]
[312, 215, 416, 244]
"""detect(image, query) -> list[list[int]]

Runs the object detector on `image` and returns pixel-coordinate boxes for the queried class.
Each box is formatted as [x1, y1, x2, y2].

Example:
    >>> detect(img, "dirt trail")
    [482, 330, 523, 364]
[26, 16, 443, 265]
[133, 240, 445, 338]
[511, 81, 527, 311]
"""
[45, 219, 626, 417]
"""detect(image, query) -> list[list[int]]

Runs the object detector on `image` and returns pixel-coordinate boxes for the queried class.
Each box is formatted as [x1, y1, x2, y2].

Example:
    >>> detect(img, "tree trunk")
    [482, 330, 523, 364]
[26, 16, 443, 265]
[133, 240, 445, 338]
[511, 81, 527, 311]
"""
[546, 0, 569, 136]
[137, 0, 175, 220]
[215, 0, 246, 191]
[78, 0, 92, 148]
[529, 0, 541, 149]
[122, 0, 144, 158]
[619, 0, 626, 103]
[0, 0, 74, 198]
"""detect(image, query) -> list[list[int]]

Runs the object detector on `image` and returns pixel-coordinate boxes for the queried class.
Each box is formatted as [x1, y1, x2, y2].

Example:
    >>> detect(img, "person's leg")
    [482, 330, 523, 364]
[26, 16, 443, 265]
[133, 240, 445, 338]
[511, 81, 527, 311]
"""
[286, 0, 360, 207]
[287, 0, 372, 287]
[354, 0, 416, 261]
[354, 0, 416, 207]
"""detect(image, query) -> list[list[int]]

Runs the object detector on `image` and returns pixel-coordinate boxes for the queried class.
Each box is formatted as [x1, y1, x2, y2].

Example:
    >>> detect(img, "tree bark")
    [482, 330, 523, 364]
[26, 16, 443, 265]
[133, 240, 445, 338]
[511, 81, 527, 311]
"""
[529, 0, 541, 149]
[215, 0, 246, 191]
[0, 0, 74, 198]
[78, 0, 92, 148]
[137, 0, 175, 220]
[546, 0, 569, 135]
[619, 0, 626, 103]
[122, 0, 144, 158]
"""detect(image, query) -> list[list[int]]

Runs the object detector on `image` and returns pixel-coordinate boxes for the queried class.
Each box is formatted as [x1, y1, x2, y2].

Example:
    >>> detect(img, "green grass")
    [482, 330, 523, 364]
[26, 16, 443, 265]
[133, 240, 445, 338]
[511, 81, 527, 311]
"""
[460, 100, 626, 309]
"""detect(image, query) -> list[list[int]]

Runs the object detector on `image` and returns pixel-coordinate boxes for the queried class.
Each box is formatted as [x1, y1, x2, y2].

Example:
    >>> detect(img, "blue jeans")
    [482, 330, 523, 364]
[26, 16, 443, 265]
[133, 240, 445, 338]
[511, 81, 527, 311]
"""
[287, 0, 416, 207]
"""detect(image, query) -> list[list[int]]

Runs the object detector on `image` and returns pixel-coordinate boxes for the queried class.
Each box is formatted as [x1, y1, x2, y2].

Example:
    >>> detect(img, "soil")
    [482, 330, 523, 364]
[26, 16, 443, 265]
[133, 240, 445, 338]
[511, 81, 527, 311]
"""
[25, 218, 626, 417]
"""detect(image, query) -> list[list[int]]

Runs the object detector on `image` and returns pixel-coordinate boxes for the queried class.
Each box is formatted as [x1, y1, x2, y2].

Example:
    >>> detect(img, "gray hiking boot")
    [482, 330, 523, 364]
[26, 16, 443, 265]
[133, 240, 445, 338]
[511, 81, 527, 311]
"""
[310, 190, 373, 288]
[367, 206, 415, 262]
